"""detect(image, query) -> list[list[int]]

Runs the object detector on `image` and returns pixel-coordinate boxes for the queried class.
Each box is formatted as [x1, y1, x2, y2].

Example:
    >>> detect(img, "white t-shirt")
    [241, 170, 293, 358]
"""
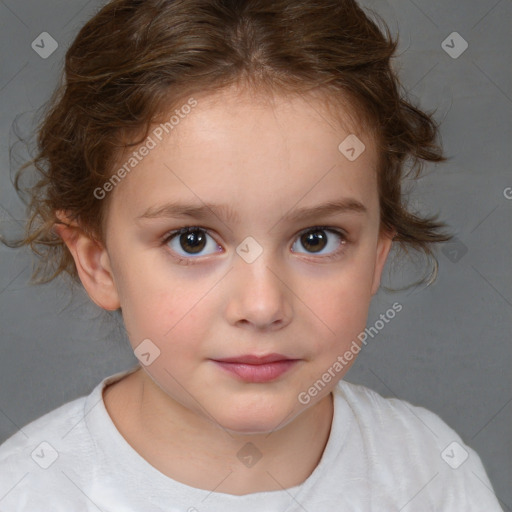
[0, 366, 503, 511]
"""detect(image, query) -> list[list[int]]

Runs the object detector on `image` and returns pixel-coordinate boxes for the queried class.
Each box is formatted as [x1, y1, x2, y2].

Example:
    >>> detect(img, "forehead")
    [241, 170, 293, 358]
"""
[107, 85, 380, 222]
[168, 85, 374, 152]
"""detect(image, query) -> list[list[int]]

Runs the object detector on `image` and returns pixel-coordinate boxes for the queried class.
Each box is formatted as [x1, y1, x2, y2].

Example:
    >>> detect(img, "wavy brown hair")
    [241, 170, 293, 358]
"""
[5, 0, 452, 288]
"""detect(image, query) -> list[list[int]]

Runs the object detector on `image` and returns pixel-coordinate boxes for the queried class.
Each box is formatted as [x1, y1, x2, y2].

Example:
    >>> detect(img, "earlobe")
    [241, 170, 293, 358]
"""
[370, 229, 395, 296]
[53, 220, 120, 311]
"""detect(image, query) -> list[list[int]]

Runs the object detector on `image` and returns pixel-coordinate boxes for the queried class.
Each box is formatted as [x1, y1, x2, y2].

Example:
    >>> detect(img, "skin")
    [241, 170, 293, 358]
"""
[55, 84, 394, 495]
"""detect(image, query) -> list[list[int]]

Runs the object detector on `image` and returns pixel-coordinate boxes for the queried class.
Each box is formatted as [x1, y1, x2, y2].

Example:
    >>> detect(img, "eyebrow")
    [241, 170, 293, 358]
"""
[137, 198, 367, 224]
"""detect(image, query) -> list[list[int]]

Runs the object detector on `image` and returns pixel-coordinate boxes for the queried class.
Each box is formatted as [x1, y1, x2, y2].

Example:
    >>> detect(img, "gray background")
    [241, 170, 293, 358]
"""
[0, 0, 510, 508]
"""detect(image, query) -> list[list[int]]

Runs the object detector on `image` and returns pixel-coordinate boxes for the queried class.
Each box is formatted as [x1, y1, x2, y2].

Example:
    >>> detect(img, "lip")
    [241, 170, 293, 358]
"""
[214, 353, 293, 365]
[211, 354, 300, 383]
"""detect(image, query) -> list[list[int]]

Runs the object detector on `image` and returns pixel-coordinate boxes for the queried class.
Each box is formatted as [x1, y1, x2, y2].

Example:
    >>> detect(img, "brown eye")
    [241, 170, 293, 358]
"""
[301, 230, 327, 253]
[291, 227, 346, 258]
[165, 227, 221, 258]
[179, 229, 207, 254]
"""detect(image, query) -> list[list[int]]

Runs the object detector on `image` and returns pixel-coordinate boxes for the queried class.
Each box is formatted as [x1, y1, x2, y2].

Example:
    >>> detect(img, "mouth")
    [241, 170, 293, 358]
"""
[211, 353, 300, 383]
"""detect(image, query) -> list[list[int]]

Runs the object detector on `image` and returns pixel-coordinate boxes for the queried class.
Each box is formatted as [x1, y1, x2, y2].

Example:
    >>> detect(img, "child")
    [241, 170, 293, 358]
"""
[0, 0, 503, 510]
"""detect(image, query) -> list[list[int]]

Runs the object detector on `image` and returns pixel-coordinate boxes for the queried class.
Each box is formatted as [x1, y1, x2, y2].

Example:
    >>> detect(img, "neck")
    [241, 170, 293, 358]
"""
[104, 367, 334, 495]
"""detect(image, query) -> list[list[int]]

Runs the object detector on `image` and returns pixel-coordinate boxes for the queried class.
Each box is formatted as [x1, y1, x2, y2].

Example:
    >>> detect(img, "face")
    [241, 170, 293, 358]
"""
[95, 86, 393, 434]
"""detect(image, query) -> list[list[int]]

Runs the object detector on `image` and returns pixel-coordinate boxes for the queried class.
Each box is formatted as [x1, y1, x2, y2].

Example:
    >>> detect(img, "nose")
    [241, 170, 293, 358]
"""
[225, 248, 293, 331]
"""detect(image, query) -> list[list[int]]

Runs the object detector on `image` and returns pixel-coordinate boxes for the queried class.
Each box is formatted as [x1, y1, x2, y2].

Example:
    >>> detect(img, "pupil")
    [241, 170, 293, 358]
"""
[303, 231, 326, 253]
[178, 230, 327, 255]
[181, 230, 206, 254]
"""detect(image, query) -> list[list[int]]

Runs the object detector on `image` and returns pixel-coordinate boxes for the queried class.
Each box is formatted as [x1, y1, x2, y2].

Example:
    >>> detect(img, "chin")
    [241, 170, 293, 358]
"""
[214, 401, 297, 436]
[222, 420, 282, 436]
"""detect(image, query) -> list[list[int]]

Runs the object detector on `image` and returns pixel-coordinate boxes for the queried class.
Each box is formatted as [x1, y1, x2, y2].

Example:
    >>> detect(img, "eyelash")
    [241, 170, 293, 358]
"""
[161, 225, 349, 266]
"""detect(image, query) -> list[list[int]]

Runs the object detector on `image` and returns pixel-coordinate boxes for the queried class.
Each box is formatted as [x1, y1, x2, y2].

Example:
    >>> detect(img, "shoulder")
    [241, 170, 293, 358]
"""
[0, 365, 140, 509]
[0, 393, 87, 462]
[0, 367, 138, 467]
[0, 394, 92, 509]
[331, 379, 503, 510]
[335, 378, 454, 438]
[334, 378, 471, 457]
[0, 368, 139, 509]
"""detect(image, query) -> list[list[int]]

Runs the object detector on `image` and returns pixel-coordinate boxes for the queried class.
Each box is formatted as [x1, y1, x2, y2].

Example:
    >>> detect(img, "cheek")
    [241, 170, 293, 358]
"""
[299, 253, 376, 349]
[108, 252, 163, 341]
[116, 262, 213, 355]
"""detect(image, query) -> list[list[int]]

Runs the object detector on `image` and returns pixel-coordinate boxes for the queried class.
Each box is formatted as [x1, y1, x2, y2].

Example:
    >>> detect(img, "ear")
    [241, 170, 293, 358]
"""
[370, 228, 395, 296]
[53, 214, 120, 311]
